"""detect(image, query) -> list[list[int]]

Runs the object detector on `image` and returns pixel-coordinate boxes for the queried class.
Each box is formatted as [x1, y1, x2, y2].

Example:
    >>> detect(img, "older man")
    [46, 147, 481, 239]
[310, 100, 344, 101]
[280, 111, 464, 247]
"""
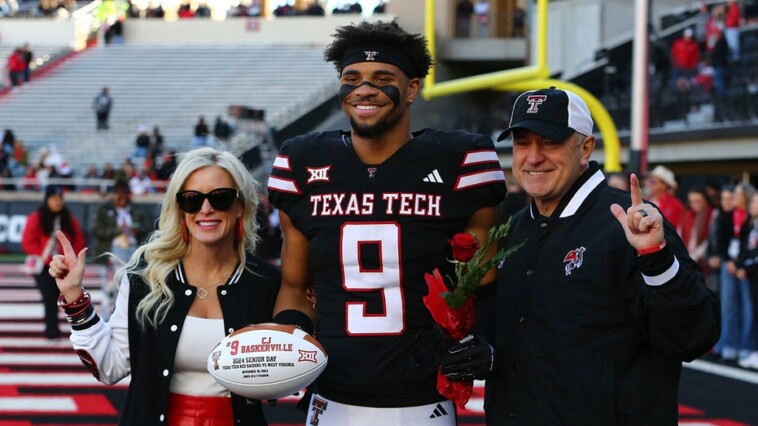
[483, 87, 720, 425]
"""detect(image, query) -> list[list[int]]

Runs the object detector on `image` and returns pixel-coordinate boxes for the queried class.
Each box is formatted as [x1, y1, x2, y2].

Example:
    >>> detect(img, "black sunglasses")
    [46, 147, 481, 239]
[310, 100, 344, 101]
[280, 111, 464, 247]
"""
[176, 188, 241, 213]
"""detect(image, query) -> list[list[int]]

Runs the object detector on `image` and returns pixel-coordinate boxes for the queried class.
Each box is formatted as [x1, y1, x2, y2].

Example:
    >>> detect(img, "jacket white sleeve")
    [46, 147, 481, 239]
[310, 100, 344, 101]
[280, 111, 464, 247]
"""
[69, 274, 131, 385]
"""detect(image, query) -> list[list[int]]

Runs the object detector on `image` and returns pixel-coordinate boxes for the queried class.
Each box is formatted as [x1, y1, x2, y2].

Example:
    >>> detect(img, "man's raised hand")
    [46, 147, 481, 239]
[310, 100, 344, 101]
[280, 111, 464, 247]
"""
[609, 173, 665, 251]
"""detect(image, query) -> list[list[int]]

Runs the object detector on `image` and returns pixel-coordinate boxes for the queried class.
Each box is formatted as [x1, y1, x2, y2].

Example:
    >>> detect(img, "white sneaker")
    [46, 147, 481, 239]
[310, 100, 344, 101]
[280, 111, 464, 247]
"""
[738, 351, 758, 369]
[721, 348, 737, 361]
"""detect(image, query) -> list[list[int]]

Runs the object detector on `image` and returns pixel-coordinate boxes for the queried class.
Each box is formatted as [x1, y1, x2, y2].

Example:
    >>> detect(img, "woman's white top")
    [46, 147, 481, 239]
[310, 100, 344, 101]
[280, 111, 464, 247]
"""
[169, 316, 230, 397]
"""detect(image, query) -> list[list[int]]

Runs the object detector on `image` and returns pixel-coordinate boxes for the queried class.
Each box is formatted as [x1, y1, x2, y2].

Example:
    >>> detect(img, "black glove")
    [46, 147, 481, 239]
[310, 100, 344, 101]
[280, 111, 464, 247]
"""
[439, 334, 494, 381]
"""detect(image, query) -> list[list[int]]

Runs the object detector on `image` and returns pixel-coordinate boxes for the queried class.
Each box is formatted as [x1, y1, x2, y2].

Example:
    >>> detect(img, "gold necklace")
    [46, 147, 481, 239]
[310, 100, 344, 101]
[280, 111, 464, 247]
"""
[196, 282, 224, 300]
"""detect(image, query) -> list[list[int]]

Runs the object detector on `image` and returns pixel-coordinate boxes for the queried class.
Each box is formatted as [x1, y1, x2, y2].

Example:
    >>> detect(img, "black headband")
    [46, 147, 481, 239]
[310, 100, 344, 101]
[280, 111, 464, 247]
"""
[340, 45, 417, 78]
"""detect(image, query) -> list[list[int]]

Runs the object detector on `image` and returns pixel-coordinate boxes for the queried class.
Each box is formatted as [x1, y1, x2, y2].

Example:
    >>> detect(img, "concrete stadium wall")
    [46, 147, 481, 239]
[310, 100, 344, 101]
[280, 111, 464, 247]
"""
[122, 15, 387, 45]
[0, 15, 390, 49]
[0, 20, 77, 47]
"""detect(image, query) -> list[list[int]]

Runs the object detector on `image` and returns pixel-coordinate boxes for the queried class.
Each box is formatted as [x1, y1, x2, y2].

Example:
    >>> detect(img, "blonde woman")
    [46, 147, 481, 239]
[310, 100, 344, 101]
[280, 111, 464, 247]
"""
[49, 147, 280, 425]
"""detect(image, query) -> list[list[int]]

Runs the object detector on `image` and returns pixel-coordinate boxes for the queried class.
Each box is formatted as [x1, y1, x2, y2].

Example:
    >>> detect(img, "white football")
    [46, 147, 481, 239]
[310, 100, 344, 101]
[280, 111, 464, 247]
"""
[207, 323, 327, 400]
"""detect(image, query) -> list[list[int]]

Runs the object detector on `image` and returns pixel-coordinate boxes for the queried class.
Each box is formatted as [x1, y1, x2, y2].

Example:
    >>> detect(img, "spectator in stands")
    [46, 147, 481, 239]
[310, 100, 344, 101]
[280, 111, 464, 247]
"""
[706, 4, 726, 54]
[669, 28, 700, 90]
[254, 194, 282, 263]
[116, 158, 136, 183]
[373, 0, 386, 14]
[695, 2, 711, 51]
[156, 150, 178, 182]
[92, 180, 153, 319]
[21, 185, 85, 339]
[0, 166, 13, 190]
[245, 1, 262, 16]
[455, 0, 474, 37]
[56, 162, 76, 192]
[151, 126, 164, 157]
[195, 2, 210, 17]
[213, 116, 231, 142]
[2, 129, 15, 154]
[607, 171, 631, 192]
[0, 145, 9, 178]
[644, 165, 686, 231]
[192, 116, 209, 147]
[710, 30, 730, 97]
[725, 0, 742, 61]
[93, 87, 113, 130]
[513, 6, 526, 37]
[705, 183, 725, 293]
[21, 43, 33, 83]
[5, 47, 25, 88]
[713, 183, 756, 363]
[737, 191, 758, 369]
[0, 134, 13, 179]
[141, 151, 157, 177]
[21, 165, 39, 191]
[0, 0, 15, 16]
[147, 3, 164, 18]
[304, 1, 324, 16]
[9, 139, 29, 178]
[681, 186, 716, 273]
[134, 125, 151, 159]
[274, 2, 295, 16]
[129, 166, 153, 195]
[48, 147, 279, 425]
[474, 0, 491, 38]
[109, 17, 124, 45]
[178, 3, 194, 18]
[101, 162, 116, 181]
[81, 164, 100, 193]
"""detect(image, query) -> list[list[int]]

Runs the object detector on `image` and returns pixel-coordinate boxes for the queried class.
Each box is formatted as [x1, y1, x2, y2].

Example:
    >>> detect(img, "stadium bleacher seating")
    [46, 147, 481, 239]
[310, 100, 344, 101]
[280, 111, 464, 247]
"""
[570, 20, 758, 134]
[0, 43, 338, 174]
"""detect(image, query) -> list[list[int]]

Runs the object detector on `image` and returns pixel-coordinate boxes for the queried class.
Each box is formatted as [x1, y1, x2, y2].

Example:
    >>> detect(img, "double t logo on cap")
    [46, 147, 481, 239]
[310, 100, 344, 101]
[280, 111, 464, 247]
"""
[496, 87, 594, 142]
[526, 95, 547, 113]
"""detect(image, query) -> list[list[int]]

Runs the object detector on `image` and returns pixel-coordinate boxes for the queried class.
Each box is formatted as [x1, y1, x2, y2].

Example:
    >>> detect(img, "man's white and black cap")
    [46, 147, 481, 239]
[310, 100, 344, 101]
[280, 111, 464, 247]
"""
[497, 87, 594, 142]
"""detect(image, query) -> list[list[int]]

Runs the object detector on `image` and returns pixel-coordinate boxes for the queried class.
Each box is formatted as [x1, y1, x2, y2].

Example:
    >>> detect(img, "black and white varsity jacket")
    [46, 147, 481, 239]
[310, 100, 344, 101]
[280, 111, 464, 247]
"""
[69, 255, 280, 426]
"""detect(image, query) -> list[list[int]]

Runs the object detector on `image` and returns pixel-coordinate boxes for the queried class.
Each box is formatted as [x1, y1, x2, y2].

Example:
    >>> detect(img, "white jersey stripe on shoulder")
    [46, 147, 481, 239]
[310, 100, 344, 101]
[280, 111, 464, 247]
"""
[462, 150, 499, 166]
[267, 176, 301, 194]
[272, 155, 291, 170]
[454, 169, 505, 191]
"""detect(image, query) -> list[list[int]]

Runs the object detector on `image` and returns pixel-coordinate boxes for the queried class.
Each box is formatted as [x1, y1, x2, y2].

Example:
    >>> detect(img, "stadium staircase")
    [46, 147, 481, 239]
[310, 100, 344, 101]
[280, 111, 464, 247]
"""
[0, 43, 337, 174]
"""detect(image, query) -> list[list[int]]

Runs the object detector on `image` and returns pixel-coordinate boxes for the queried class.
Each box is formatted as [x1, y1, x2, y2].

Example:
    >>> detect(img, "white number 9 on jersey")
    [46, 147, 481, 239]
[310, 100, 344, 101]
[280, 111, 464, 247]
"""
[341, 222, 405, 335]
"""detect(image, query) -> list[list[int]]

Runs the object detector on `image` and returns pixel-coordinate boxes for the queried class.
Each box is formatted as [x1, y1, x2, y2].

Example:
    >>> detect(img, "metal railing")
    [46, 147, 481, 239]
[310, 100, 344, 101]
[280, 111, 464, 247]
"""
[0, 177, 169, 194]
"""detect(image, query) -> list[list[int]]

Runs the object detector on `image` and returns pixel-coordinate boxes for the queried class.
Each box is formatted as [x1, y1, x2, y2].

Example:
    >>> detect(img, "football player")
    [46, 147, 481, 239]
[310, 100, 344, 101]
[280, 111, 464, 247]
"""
[267, 20, 506, 426]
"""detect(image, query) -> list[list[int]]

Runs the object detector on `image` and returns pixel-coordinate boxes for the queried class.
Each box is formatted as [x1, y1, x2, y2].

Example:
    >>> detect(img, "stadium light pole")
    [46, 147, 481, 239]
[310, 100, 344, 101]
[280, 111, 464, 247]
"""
[629, 0, 650, 176]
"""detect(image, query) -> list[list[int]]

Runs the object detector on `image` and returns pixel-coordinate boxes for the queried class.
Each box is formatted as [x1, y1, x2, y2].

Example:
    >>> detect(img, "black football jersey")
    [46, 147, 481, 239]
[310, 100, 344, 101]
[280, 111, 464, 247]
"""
[267, 129, 506, 407]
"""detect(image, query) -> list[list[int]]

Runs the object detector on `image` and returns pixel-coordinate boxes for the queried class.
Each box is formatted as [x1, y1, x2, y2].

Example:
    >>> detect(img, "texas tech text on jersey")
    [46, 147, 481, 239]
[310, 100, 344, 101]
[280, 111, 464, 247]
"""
[309, 192, 441, 217]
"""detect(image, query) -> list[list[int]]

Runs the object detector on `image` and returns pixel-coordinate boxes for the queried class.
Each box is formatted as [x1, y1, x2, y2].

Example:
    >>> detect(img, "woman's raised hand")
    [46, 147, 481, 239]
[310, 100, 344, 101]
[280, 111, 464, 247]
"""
[48, 230, 88, 303]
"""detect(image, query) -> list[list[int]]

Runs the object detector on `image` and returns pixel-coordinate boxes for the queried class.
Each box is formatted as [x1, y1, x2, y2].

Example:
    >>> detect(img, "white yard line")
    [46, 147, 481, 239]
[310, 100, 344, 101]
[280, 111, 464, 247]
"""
[684, 359, 758, 385]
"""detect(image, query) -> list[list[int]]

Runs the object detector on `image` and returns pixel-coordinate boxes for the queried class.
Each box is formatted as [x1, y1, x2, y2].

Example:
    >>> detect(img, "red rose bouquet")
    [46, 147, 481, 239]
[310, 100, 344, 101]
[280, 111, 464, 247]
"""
[422, 218, 522, 409]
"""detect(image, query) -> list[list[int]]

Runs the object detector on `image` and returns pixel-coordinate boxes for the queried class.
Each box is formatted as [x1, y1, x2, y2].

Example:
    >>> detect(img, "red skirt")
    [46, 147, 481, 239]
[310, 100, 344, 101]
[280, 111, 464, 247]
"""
[167, 393, 233, 426]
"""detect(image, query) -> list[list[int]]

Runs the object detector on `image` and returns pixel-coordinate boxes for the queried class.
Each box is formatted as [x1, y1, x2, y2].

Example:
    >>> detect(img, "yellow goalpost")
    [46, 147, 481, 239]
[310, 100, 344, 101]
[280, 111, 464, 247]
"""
[422, 0, 622, 172]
